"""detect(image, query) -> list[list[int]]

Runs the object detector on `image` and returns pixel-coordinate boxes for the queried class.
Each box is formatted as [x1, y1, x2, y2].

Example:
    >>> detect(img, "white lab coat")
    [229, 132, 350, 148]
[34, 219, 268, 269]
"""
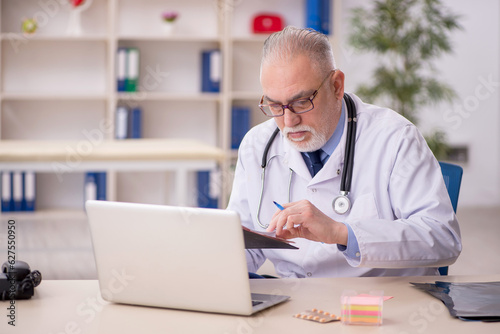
[227, 94, 461, 278]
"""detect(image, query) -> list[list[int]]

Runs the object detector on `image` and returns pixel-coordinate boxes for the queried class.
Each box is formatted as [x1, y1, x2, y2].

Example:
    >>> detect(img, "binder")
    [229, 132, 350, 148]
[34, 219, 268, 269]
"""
[231, 106, 250, 149]
[12, 171, 23, 211]
[115, 106, 129, 139]
[1, 172, 12, 212]
[197, 171, 218, 208]
[201, 50, 221, 93]
[320, 0, 331, 35]
[306, 0, 330, 35]
[116, 48, 127, 92]
[125, 48, 140, 92]
[95, 172, 107, 201]
[84, 172, 97, 203]
[128, 107, 142, 139]
[23, 171, 36, 211]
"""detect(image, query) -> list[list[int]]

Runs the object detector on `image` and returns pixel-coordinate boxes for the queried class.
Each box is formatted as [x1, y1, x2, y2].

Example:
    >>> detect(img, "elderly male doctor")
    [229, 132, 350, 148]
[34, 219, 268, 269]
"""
[227, 26, 461, 278]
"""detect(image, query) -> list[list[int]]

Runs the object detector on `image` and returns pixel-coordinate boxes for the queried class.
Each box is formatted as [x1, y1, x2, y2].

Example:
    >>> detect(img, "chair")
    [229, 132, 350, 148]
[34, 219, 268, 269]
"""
[438, 161, 463, 275]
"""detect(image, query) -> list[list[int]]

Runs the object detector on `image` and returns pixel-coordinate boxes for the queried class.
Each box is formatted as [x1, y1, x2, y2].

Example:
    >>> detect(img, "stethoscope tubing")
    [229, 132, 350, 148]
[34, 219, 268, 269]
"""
[255, 93, 356, 228]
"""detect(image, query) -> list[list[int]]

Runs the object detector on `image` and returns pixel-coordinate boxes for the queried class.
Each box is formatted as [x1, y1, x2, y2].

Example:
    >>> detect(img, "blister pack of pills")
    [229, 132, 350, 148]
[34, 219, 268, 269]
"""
[293, 308, 341, 323]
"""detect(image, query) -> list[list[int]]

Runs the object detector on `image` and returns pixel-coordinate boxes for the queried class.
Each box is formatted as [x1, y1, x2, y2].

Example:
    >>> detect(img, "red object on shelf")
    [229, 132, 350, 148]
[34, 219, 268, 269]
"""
[71, 0, 85, 7]
[252, 14, 284, 34]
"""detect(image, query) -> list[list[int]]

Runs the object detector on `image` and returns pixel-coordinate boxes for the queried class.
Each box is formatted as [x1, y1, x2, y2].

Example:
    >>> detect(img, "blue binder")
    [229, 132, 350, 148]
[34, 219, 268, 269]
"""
[201, 50, 221, 93]
[128, 107, 142, 139]
[197, 171, 218, 208]
[306, 0, 331, 35]
[95, 172, 107, 201]
[12, 171, 23, 211]
[231, 106, 250, 149]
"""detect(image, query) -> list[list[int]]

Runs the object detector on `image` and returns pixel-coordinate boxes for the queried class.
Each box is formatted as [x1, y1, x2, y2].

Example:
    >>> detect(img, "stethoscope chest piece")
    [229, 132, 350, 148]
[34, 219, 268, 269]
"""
[333, 193, 351, 215]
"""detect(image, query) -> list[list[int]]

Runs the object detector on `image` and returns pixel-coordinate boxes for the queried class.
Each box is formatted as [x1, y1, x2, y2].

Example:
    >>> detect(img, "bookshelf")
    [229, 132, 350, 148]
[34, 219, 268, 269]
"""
[0, 0, 340, 218]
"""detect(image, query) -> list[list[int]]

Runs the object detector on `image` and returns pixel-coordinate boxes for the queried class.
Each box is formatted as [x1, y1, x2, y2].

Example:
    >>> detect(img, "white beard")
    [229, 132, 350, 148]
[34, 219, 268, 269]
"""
[283, 124, 327, 152]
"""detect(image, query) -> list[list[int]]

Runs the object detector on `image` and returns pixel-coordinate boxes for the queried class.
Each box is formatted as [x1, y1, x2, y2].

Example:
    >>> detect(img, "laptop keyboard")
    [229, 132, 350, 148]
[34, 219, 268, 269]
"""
[252, 300, 264, 307]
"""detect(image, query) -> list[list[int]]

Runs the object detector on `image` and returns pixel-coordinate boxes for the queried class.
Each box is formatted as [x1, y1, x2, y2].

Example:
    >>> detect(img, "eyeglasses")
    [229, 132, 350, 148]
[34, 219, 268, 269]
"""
[259, 70, 335, 117]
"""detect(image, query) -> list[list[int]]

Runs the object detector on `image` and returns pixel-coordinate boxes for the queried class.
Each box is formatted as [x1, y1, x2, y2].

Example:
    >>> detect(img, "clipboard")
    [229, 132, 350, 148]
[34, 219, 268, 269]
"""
[242, 226, 298, 249]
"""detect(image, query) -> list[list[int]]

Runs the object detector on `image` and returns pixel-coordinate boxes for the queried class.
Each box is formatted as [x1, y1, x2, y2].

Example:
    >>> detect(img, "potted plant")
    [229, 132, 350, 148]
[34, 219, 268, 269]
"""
[348, 0, 462, 159]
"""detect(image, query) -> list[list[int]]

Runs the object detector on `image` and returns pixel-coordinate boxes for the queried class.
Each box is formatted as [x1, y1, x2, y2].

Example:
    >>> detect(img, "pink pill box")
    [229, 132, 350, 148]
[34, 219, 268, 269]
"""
[340, 291, 384, 326]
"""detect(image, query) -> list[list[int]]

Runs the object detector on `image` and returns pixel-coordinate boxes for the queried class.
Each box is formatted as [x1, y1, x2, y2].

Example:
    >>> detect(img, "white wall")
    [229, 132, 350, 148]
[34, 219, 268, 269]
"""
[337, 0, 500, 207]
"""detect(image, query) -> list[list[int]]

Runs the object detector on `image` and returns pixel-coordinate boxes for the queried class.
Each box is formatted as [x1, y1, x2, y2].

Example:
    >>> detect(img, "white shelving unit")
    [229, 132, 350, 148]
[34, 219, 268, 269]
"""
[0, 0, 340, 219]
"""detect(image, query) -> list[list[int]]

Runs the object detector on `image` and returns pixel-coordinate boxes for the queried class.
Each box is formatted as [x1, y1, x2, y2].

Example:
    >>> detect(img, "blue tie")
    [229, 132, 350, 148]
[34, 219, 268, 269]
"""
[308, 150, 324, 176]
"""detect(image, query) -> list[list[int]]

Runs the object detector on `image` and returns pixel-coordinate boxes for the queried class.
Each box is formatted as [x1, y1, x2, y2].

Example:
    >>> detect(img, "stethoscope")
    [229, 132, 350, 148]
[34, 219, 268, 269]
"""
[256, 93, 357, 229]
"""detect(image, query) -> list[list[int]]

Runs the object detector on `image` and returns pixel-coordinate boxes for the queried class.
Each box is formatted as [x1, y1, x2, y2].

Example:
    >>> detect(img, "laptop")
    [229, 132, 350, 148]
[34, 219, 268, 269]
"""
[85, 200, 290, 316]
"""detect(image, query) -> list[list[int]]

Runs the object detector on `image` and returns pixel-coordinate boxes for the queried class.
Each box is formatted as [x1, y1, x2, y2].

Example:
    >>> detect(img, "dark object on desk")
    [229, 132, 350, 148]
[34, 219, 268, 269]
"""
[0, 260, 42, 300]
[243, 227, 298, 249]
[411, 281, 500, 322]
[252, 14, 284, 34]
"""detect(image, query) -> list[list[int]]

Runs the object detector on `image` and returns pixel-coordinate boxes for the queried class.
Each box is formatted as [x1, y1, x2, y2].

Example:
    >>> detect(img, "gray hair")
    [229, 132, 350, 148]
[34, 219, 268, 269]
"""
[261, 26, 336, 75]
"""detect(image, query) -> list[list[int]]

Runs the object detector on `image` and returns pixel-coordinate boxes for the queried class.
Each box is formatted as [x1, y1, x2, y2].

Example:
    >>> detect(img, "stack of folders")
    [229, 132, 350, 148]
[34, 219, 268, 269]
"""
[231, 106, 250, 149]
[197, 169, 220, 209]
[116, 47, 140, 92]
[1, 171, 36, 212]
[201, 49, 221, 93]
[84, 172, 107, 204]
[115, 106, 142, 139]
[305, 0, 331, 35]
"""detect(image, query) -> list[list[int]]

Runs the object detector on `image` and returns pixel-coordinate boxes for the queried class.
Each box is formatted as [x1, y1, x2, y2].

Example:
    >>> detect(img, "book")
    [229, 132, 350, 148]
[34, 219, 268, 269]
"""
[231, 106, 250, 149]
[201, 49, 221, 93]
[242, 226, 298, 249]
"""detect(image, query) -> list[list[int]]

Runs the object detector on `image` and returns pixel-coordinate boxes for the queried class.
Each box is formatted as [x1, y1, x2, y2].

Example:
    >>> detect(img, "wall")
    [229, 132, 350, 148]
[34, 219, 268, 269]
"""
[337, 0, 500, 207]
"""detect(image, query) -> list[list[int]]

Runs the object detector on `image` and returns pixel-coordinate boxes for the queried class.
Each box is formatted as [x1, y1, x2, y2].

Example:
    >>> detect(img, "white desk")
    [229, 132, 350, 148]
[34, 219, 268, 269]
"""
[3, 275, 500, 334]
[0, 139, 225, 206]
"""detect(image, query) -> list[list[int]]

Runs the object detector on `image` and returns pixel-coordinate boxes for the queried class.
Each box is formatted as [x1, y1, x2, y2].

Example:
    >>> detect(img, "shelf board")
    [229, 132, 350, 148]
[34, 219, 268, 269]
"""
[0, 209, 87, 221]
[1, 92, 108, 101]
[116, 92, 221, 102]
[0, 33, 108, 42]
[117, 35, 221, 43]
[231, 35, 271, 43]
[0, 138, 225, 164]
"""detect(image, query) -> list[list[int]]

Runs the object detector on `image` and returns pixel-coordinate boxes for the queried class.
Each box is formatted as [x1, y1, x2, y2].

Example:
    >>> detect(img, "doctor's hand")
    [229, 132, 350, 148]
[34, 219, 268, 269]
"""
[266, 200, 348, 245]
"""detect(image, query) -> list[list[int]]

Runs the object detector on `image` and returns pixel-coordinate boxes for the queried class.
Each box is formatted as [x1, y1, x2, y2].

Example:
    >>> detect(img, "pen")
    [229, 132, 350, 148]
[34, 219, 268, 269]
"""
[273, 201, 285, 211]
